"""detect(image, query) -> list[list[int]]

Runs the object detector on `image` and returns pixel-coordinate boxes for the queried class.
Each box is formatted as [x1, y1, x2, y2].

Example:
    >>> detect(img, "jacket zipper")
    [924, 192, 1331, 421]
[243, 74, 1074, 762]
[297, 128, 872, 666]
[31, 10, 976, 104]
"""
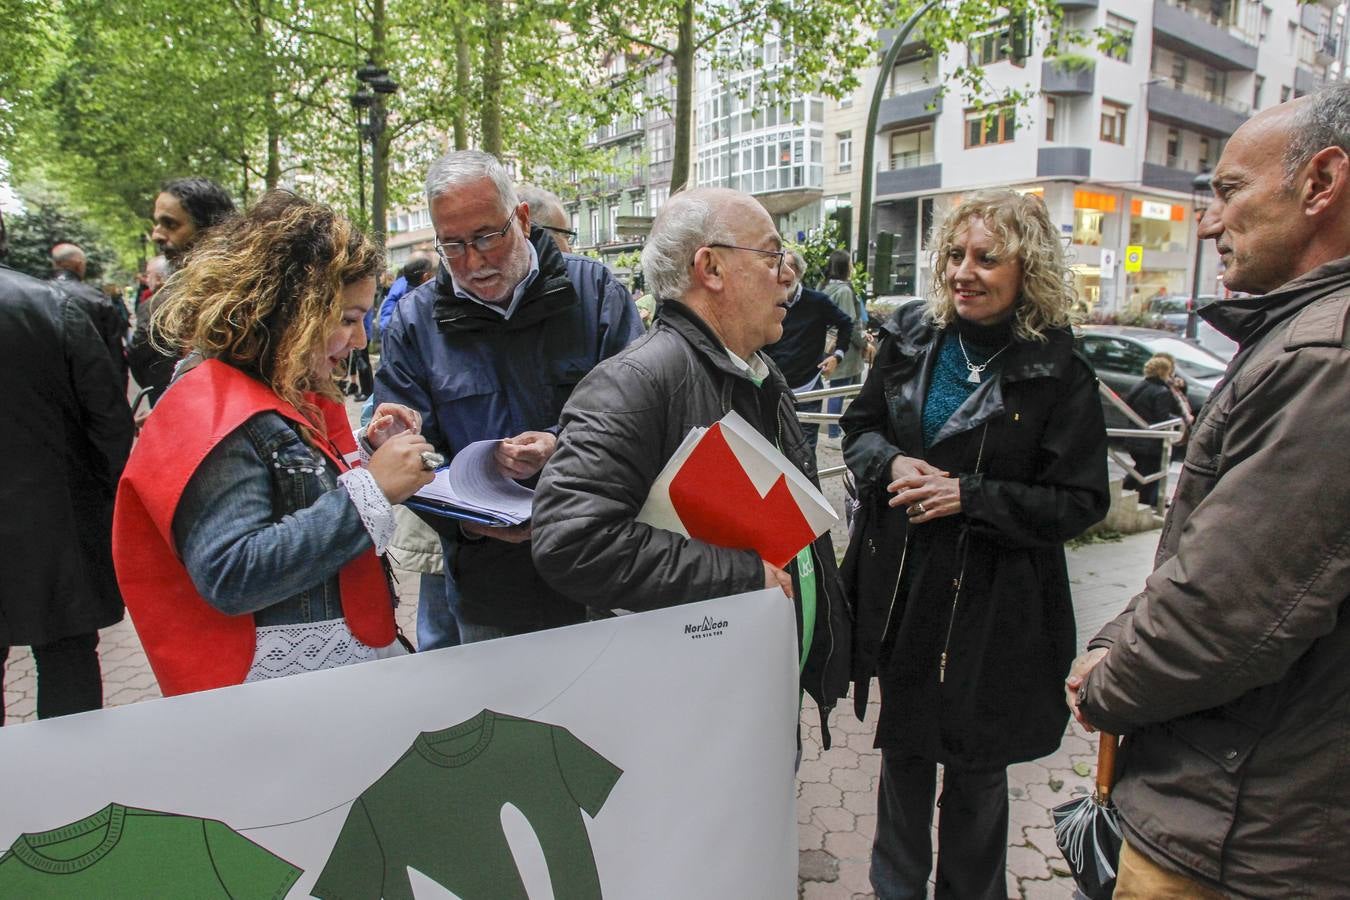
[938, 423, 989, 685]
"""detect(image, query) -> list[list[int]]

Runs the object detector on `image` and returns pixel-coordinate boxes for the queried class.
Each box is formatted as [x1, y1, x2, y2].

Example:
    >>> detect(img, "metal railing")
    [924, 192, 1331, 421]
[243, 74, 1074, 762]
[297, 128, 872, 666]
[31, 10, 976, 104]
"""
[789, 379, 1182, 514]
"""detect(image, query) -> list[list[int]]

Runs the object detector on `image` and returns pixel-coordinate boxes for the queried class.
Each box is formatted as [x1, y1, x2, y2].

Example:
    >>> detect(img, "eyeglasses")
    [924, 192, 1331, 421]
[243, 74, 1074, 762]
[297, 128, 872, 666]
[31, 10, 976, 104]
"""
[703, 243, 788, 279]
[434, 209, 518, 262]
[540, 224, 578, 241]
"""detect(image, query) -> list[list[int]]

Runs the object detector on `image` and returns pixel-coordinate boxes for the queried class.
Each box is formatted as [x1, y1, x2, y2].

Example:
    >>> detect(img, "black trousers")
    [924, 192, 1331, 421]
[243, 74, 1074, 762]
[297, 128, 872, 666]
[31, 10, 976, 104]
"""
[1123, 450, 1163, 506]
[0, 632, 103, 726]
[870, 751, 1009, 900]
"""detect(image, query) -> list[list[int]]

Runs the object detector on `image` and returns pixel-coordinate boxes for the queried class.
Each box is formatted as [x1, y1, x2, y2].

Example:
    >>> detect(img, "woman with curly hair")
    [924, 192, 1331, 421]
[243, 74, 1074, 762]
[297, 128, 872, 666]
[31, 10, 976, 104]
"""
[839, 190, 1110, 899]
[113, 191, 435, 696]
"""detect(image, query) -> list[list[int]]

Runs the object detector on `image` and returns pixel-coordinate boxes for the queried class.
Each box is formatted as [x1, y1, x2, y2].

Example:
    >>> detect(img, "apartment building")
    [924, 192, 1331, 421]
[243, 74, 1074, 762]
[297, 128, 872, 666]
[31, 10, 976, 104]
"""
[844, 0, 1343, 310]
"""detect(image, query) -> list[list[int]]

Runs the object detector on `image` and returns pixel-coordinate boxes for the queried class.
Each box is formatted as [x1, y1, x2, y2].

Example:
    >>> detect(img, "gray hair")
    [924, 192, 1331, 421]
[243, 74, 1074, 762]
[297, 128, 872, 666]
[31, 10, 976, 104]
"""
[1282, 82, 1350, 185]
[517, 184, 566, 229]
[787, 249, 807, 278]
[425, 149, 519, 213]
[147, 254, 170, 277]
[641, 191, 737, 300]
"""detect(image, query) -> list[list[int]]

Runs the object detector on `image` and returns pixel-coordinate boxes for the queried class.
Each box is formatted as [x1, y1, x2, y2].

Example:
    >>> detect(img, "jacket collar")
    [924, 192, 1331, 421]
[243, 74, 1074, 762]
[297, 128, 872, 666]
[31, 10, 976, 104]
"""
[883, 301, 1076, 384]
[1199, 255, 1350, 347]
[432, 226, 578, 333]
[659, 299, 787, 389]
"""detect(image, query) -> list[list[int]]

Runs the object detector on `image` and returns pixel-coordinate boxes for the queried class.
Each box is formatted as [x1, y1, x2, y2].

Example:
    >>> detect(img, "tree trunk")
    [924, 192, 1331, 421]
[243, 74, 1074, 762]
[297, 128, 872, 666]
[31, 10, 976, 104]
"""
[479, 0, 504, 156]
[370, 0, 390, 249]
[670, 0, 695, 193]
[453, 22, 470, 151]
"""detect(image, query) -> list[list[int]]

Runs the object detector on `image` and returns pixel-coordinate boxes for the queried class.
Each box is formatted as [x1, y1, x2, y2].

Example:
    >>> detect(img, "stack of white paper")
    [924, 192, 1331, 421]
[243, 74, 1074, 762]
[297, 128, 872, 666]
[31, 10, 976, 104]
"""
[408, 439, 533, 527]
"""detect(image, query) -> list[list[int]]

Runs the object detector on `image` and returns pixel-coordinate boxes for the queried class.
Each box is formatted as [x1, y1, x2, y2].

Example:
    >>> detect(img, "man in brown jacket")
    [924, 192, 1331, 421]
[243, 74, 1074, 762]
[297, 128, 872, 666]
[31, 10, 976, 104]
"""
[1066, 86, 1350, 897]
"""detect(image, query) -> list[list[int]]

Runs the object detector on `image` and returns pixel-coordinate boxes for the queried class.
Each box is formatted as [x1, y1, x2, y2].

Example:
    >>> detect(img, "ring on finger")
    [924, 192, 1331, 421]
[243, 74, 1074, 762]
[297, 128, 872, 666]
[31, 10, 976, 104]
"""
[912, 501, 926, 515]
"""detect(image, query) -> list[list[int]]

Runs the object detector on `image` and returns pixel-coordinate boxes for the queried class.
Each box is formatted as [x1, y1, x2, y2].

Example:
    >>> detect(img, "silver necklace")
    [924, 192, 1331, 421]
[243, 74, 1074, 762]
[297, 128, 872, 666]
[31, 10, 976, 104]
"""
[957, 333, 1012, 384]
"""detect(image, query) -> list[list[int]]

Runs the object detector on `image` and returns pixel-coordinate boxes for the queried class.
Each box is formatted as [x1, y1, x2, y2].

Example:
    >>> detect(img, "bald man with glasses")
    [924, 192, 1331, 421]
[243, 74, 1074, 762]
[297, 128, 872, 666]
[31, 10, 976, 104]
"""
[375, 150, 642, 645]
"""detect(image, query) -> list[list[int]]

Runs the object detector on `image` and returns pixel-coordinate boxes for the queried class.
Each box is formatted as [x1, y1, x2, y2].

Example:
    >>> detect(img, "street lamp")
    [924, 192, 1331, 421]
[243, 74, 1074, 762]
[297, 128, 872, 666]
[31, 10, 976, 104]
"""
[1186, 171, 1213, 340]
[349, 61, 399, 246]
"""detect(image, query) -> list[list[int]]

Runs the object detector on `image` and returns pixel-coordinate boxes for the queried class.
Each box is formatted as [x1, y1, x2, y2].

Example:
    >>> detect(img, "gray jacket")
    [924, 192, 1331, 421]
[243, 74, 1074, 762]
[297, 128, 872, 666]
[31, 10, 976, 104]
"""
[531, 301, 851, 738]
[1080, 256, 1350, 898]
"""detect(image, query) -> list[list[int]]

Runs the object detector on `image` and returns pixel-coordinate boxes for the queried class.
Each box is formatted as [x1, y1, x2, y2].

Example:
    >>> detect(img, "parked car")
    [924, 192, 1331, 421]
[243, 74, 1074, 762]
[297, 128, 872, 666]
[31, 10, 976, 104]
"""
[1143, 295, 1196, 333]
[1075, 326, 1228, 430]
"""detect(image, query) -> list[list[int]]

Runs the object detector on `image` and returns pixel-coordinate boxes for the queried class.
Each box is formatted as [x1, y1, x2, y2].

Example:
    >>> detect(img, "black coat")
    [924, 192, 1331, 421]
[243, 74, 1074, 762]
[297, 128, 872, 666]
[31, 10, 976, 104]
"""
[764, 286, 854, 388]
[840, 303, 1108, 768]
[51, 270, 128, 385]
[1, 264, 134, 647]
[1121, 376, 1181, 457]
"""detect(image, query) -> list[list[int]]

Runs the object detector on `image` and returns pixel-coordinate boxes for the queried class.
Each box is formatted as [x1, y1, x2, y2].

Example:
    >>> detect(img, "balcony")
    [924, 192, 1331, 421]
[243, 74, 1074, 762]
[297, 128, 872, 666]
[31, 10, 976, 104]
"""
[1142, 162, 1204, 193]
[1037, 147, 1091, 178]
[1041, 59, 1095, 95]
[1056, 0, 1098, 9]
[1151, 0, 1257, 71]
[647, 159, 673, 185]
[878, 29, 930, 63]
[1295, 66, 1324, 97]
[1146, 80, 1248, 137]
[877, 85, 942, 131]
[876, 161, 942, 196]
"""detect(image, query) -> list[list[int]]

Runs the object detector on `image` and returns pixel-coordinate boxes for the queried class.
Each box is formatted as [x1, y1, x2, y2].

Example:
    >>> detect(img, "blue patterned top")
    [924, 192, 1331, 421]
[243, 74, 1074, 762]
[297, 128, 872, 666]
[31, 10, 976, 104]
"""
[921, 322, 1011, 447]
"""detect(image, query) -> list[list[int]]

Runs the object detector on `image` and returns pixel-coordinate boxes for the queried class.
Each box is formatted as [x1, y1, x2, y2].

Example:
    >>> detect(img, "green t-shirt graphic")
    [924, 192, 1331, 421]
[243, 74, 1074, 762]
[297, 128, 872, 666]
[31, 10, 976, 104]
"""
[0, 803, 301, 898]
[312, 709, 622, 900]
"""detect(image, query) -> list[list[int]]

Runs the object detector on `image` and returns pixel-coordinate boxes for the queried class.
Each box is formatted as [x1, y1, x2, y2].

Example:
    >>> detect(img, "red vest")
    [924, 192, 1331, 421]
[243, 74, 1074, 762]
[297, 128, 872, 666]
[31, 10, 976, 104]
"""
[113, 359, 396, 696]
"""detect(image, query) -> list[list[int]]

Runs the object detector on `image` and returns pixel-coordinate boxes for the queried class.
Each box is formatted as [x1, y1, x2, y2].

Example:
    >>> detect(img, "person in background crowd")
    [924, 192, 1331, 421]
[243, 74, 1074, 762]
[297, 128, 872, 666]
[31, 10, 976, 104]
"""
[1069, 85, 1350, 900]
[1, 209, 134, 724]
[376, 150, 641, 644]
[128, 177, 236, 405]
[517, 184, 575, 254]
[531, 187, 851, 744]
[114, 191, 432, 696]
[376, 253, 434, 336]
[821, 249, 868, 440]
[631, 286, 656, 328]
[841, 189, 1108, 900]
[1119, 353, 1183, 505]
[765, 249, 854, 451]
[49, 241, 129, 386]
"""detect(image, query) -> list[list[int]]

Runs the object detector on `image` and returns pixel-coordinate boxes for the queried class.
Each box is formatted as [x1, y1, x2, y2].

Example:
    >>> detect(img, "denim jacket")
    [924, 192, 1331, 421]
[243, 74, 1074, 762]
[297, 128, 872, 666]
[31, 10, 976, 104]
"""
[171, 411, 373, 627]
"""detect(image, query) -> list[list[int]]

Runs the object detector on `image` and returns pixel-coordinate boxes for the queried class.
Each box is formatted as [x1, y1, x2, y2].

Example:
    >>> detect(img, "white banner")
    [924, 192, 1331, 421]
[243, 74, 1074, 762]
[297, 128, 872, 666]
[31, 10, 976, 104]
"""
[0, 590, 798, 899]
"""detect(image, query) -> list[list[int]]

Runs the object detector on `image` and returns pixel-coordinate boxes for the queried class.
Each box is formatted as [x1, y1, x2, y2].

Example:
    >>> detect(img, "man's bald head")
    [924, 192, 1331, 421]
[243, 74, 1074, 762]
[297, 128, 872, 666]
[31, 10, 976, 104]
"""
[51, 243, 87, 280]
[1200, 85, 1350, 293]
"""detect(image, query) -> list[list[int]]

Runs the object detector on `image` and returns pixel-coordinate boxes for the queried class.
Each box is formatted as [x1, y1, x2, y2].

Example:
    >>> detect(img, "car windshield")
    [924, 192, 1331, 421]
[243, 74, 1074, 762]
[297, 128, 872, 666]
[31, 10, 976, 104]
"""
[1151, 298, 1188, 314]
[1143, 336, 1226, 380]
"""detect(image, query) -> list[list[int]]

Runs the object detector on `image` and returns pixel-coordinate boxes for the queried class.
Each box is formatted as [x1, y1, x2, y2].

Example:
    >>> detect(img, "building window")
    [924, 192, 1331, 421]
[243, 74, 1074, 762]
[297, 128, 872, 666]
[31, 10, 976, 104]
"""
[1165, 128, 1180, 167]
[967, 16, 1027, 66]
[632, 197, 645, 219]
[1073, 190, 1117, 246]
[649, 185, 669, 212]
[1198, 137, 1213, 170]
[608, 203, 620, 242]
[890, 126, 935, 167]
[1100, 100, 1128, 145]
[1202, 67, 1223, 103]
[1280, 84, 1292, 103]
[589, 209, 599, 244]
[1170, 53, 1187, 88]
[1045, 97, 1058, 142]
[1253, 74, 1265, 110]
[965, 106, 1016, 148]
[1104, 13, 1134, 62]
[837, 131, 853, 172]
[570, 211, 580, 235]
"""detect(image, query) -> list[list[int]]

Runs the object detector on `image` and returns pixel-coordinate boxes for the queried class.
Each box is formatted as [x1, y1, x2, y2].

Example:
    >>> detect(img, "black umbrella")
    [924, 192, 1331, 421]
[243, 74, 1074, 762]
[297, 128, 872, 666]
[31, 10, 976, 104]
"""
[1052, 732, 1122, 900]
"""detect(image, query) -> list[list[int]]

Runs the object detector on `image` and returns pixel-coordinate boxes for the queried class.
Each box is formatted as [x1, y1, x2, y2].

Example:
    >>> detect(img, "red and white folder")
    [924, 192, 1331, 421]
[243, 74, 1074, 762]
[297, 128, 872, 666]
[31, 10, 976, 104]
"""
[636, 411, 838, 568]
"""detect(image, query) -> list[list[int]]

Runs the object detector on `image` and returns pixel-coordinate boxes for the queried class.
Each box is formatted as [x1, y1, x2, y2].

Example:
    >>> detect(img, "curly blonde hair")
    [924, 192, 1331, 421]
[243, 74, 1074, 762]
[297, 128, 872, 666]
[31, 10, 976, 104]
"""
[926, 190, 1079, 342]
[153, 191, 383, 428]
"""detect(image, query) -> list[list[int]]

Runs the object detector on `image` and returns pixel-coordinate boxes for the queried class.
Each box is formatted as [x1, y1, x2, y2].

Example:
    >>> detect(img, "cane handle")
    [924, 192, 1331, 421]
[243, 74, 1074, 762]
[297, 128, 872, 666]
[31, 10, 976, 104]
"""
[1097, 732, 1119, 801]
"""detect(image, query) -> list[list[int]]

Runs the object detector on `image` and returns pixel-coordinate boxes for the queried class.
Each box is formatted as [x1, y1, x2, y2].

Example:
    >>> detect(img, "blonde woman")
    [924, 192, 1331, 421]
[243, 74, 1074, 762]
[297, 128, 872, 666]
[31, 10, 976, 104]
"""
[113, 192, 434, 696]
[1121, 353, 1185, 504]
[840, 190, 1110, 899]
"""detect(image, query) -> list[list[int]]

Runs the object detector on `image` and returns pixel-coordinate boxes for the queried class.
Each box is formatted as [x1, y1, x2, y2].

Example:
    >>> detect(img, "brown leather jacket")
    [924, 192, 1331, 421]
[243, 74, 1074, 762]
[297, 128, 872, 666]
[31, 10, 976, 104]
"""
[1080, 256, 1350, 898]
